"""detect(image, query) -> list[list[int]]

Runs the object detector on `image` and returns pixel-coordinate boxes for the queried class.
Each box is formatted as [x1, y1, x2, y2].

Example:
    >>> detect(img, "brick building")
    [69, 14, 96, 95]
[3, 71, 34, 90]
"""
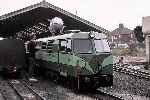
[111, 24, 135, 47]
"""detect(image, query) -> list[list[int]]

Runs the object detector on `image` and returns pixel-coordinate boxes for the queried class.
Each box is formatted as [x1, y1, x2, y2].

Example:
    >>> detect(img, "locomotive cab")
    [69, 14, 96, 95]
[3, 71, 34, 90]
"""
[71, 32, 113, 88]
[35, 31, 113, 90]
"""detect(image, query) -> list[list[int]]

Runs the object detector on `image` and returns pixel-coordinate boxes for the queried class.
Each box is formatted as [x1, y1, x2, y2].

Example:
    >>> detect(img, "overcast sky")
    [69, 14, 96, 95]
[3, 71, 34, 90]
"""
[0, 0, 150, 31]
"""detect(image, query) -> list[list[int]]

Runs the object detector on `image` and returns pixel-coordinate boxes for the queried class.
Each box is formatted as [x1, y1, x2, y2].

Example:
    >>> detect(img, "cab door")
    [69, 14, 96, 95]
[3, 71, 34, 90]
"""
[59, 39, 72, 77]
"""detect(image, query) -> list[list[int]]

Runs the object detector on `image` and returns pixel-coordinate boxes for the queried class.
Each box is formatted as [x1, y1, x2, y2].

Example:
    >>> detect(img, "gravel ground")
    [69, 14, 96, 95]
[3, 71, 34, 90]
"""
[0, 79, 21, 100]
[28, 79, 97, 100]
[99, 71, 150, 100]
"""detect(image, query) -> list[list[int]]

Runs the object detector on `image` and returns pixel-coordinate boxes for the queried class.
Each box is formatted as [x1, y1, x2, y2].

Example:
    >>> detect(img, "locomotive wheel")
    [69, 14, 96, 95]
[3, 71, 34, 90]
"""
[70, 79, 76, 89]
[55, 74, 60, 83]
[60, 76, 67, 87]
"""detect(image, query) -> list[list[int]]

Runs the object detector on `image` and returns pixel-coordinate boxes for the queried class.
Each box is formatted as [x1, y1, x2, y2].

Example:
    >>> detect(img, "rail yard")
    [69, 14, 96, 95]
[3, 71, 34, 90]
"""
[0, 77, 123, 100]
[0, 60, 149, 100]
[100, 66, 150, 100]
[0, 1, 150, 100]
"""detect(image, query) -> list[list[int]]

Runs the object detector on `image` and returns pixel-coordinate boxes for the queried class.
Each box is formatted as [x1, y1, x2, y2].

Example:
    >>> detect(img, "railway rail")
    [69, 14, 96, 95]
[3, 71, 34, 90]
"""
[8, 79, 46, 100]
[113, 63, 150, 79]
[0, 77, 123, 100]
[23, 78, 124, 100]
[1, 62, 149, 100]
[0, 78, 22, 100]
[84, 89, 124, 100]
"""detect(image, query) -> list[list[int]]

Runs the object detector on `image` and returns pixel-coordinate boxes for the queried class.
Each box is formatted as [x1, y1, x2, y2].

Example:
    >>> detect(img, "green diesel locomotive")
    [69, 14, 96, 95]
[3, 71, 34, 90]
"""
[35, 31, 113, 90]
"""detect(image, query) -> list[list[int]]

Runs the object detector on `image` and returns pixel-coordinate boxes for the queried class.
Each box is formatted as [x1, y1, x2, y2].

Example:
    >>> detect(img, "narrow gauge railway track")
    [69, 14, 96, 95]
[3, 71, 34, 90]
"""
[23, 78, 124, 100]
[8, 79, 46, 100]
[23, 80, 56, 100]
[0, 78, 22, 100]
[113, 64, 150, 79]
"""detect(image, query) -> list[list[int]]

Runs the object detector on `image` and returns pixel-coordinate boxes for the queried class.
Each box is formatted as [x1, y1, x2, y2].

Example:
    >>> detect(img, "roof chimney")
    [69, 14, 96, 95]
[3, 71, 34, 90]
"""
[119, 23, 124, 28]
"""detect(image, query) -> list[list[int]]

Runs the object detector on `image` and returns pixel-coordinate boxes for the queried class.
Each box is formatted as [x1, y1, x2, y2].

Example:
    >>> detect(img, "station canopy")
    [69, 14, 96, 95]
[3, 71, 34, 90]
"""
[0, 0, 109, 38]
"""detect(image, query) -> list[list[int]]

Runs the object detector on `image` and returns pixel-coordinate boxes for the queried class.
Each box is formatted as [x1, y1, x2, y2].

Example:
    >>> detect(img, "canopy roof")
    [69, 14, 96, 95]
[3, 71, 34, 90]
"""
[0, 0, 109, 37]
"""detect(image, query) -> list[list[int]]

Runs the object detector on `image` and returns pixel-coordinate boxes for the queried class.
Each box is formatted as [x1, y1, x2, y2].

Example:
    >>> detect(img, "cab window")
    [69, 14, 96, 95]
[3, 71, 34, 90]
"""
[59, 40, 72, 53]
[73, 39, 93, 53]
[94, 39, 110, 52]
[59, 40, 67, 51]
[66, 39, 72, 52]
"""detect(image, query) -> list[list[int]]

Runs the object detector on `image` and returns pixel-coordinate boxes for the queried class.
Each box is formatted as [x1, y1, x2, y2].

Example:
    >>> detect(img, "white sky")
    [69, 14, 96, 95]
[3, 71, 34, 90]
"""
[0, 0, 150, 31]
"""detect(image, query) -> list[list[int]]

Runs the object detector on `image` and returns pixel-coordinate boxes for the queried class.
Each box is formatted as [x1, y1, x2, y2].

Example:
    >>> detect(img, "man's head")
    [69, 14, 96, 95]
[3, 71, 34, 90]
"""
[48, 17, 64, 35]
